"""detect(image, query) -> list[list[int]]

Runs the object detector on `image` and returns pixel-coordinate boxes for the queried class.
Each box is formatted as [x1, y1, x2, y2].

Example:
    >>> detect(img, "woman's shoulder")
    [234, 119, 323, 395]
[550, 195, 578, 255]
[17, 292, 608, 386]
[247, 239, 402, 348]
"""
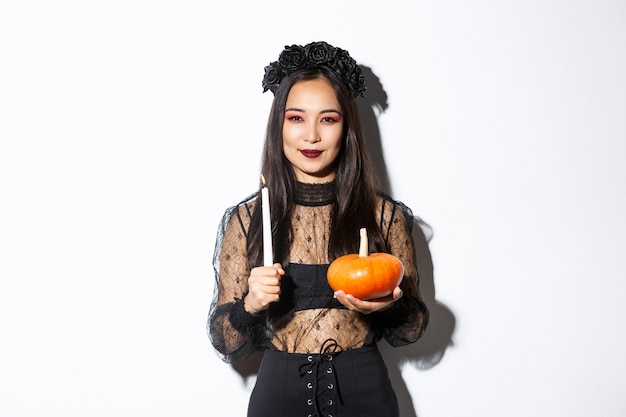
[237, 191, 259, 209]
[375, 190, 414, 217]
[218, 192, 258, 228]
[224, 191, 258, 213]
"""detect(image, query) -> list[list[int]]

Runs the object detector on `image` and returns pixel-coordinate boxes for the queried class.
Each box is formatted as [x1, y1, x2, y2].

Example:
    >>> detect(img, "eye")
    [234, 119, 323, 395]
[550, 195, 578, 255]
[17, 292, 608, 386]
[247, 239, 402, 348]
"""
[285, 111, 304, 122]
[321, 114, 341, 123]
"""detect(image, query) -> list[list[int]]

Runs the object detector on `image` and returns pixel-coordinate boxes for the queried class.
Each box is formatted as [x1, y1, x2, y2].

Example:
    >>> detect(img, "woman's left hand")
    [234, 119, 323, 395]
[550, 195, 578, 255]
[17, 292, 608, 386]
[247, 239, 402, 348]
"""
[333, 286, 403, 314]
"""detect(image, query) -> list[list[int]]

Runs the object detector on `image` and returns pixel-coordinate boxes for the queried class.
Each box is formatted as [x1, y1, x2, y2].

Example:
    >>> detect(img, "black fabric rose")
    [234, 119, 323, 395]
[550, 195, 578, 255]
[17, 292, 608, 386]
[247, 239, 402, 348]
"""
[349, 70, 367, 97]
[304, 41, 336, 65]
[333, 49, 356, 78]
[278, 44, 307, 73]
[262, 63, 283, 93]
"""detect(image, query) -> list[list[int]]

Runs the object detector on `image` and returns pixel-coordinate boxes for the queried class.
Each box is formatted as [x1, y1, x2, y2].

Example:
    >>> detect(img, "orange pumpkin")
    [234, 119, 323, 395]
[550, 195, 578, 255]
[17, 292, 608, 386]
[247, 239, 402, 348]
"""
[327, 228, 404, 300]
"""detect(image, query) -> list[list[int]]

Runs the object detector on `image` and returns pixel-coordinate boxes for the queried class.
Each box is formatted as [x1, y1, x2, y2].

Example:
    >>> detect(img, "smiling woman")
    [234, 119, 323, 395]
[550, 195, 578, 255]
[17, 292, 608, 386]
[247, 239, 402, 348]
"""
[282, 78, 344, 183]
[207, 41, 429, 417]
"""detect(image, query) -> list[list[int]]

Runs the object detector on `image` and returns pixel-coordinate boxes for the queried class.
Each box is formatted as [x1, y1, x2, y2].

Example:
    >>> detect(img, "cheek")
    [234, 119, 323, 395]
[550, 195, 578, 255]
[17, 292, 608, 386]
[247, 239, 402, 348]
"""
[282, 124, 300, 147]
[281, 133, 298, 162]
[327, 129, 344, 154]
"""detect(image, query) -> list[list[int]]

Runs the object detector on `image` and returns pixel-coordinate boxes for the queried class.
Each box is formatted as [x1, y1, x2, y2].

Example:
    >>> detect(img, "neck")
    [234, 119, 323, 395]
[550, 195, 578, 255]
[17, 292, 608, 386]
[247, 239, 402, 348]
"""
[294, 181, 335, 206]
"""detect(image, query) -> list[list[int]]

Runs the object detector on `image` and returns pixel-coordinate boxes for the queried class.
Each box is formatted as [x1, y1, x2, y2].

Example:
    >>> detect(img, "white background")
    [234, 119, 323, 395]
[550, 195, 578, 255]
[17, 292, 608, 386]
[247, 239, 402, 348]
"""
[1, 1, 625, 416]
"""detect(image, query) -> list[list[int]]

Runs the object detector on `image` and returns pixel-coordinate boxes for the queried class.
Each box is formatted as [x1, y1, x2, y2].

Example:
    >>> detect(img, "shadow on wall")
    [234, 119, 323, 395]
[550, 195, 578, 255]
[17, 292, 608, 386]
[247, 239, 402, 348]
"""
[231, 65, 456, 417]
[357, 66, 392, 196]
[378, 217, 456, 417]
[359, 65, 456, 417]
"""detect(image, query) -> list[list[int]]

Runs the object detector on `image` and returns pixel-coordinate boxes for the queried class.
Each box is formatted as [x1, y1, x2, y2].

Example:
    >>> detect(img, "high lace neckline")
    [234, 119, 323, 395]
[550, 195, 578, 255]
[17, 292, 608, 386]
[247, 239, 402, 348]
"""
[294, 181, 335, 206]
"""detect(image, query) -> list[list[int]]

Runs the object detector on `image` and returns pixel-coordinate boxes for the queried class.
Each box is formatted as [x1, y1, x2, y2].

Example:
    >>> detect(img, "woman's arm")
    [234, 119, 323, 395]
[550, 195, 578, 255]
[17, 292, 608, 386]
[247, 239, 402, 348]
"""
[207, 201, 266, 363]
[370, 197, 429, 346]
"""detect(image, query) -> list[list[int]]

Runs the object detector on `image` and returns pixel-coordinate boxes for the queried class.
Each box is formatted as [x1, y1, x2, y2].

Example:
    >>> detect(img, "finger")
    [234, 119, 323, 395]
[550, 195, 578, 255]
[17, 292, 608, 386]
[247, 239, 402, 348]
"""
[392, 286, 403, 299]
[334, 291, 360, 311]
[257, 276, 282, 287]
[249, 272, 282, 285]
[251, 265, 281, 277]
[260, 283, 282, 294]
[248, 285, 281, 303]
[338, 292, 396, 314]
[272, 263, 286, 275]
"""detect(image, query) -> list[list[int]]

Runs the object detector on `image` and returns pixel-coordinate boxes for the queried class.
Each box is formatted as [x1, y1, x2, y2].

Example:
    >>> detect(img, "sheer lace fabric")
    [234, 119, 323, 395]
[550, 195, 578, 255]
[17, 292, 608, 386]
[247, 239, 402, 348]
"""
[208, 181, 428, 363]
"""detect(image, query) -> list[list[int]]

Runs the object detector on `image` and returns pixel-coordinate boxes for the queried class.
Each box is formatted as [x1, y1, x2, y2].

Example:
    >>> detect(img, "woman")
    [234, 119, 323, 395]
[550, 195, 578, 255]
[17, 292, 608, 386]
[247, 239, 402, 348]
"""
[208, 41, 429, 417]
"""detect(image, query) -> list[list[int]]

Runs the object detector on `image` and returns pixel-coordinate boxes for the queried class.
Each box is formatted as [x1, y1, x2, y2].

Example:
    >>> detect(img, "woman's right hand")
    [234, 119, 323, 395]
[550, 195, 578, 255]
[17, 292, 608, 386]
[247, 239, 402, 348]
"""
[244, 263, 285, 314]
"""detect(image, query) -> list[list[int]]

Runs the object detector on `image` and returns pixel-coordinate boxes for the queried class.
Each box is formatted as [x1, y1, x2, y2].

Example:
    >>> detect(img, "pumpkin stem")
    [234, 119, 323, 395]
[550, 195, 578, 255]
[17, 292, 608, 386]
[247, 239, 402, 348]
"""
[359, 228, 368, 257]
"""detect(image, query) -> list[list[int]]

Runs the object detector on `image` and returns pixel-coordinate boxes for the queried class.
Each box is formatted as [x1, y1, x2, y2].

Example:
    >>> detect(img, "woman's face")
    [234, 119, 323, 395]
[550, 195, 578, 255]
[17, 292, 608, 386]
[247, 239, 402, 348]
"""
[282, 78, 344, 183]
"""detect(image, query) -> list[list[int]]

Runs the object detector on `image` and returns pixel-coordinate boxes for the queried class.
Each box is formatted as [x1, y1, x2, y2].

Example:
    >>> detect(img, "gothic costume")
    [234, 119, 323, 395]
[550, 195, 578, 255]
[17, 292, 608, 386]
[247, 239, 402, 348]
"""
[208, 181, 428, 417]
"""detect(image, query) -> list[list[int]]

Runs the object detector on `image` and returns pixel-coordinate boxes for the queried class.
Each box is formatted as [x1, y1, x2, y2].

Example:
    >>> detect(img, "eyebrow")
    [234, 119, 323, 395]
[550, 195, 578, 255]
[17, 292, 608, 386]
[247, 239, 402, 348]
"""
[285, 107, 343, 115]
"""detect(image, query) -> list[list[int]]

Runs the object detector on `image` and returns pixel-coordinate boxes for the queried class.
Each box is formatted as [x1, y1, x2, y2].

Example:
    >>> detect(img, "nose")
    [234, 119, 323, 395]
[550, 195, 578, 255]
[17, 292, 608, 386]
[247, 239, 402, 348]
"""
[304, 122, 321, 143]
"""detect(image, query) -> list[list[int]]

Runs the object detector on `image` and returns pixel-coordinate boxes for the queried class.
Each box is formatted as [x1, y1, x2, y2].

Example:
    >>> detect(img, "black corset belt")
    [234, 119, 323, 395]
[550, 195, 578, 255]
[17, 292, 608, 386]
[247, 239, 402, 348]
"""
[298, 339, 344, 417]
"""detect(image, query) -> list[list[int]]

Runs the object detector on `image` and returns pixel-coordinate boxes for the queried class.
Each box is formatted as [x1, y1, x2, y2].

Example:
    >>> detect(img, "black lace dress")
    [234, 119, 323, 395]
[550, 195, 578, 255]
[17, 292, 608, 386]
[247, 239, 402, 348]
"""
[207, 181, 428, 417]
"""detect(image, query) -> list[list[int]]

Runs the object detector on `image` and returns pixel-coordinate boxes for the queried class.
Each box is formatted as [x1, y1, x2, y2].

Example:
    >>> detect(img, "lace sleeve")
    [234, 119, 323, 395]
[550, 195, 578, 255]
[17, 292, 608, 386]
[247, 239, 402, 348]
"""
[370, 196, 429, 346]
[207, 196, 266, 363]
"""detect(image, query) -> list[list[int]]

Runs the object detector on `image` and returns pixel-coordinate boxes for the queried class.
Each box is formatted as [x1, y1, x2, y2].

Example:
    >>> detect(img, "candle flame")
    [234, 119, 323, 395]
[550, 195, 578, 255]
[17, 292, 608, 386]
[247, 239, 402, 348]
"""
[260, 174, 267, 187]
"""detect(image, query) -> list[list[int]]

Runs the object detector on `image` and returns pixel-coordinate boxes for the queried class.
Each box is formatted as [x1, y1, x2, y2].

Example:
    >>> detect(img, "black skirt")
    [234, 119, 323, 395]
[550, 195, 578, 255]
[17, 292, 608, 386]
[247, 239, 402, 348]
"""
[248, 344, 399, 417]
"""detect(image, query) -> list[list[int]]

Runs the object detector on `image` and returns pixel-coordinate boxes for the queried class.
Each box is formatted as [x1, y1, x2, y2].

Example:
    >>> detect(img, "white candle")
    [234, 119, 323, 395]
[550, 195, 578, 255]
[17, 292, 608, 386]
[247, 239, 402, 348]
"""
[261, 175, 273, 266]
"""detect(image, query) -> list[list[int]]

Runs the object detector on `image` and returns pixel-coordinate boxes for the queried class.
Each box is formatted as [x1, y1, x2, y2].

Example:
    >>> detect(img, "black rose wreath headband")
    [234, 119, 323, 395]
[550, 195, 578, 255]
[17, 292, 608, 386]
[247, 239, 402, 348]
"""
[261, 41, 367, 98]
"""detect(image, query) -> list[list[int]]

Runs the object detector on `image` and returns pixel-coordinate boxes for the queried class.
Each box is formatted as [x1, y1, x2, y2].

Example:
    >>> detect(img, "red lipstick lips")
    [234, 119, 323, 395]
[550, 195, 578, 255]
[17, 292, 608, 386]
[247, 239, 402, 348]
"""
[301, 150, 322, 158]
